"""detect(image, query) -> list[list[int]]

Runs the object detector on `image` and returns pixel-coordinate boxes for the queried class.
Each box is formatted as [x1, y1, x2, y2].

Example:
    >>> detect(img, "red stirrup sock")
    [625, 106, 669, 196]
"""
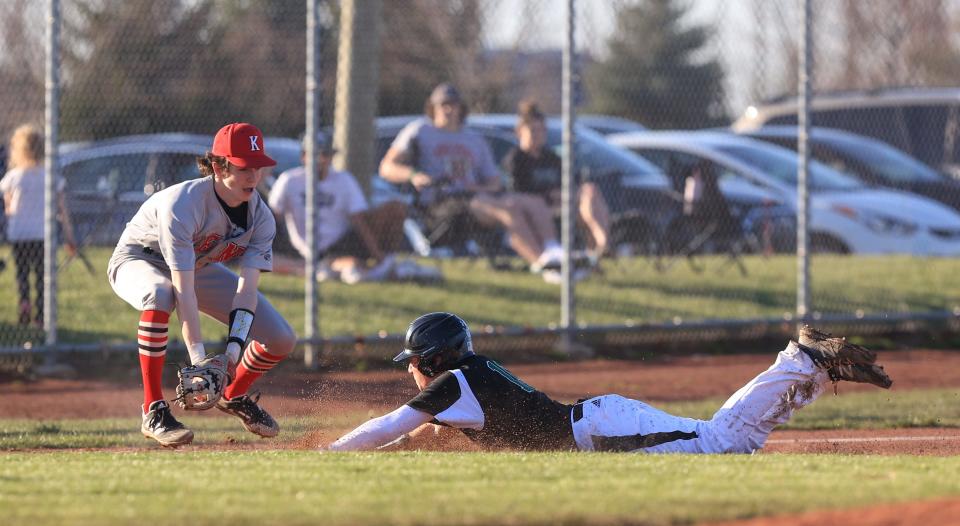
[138, 310, 170, 411]
[224, 341, 284, 399]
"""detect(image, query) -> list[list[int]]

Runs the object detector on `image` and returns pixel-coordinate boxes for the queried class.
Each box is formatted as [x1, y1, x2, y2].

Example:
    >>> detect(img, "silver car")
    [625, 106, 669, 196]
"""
[60, 133, 300, 246]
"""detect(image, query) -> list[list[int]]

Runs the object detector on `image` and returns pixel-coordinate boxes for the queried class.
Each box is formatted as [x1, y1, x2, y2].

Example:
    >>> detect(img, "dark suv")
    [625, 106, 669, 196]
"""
[732, 87, 960, 177]
[739, 126, 960, 212]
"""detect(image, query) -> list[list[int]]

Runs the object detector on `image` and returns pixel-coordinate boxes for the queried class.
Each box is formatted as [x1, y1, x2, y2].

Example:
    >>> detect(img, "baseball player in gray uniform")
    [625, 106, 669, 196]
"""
[108, 122, 296, 447]
[328, 313, 891, 452]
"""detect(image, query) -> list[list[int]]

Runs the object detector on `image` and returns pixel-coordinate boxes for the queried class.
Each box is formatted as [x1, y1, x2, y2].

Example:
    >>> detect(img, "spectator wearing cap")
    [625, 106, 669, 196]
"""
[269, 133, 440, 283]
[380, 83, 565, 280]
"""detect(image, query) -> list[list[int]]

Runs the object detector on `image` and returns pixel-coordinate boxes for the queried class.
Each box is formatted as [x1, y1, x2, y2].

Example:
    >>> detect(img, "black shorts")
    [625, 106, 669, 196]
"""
[422, 194, 476, 235]
[322, 228, 372, 260]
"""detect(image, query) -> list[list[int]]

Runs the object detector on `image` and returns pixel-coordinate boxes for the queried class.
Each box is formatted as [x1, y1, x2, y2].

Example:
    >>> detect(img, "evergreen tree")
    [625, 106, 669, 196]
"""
[586, 0, 726, 129]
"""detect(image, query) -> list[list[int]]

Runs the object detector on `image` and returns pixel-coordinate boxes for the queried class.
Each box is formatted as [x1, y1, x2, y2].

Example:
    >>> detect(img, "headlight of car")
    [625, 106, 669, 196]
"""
[832, 205, 918, 236]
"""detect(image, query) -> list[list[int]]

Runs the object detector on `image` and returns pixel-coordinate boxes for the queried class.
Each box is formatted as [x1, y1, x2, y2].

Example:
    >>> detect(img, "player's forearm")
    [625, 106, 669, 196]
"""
[328, 405, 432, 451]
[223, 267, 261, 363]
[232, 267, 261, 312]
[171, 270, 204, 363]
[177, 298, 204, 363]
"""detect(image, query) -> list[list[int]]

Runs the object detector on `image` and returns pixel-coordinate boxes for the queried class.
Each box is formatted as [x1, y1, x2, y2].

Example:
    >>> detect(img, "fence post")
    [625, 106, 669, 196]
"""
[304, 0, 321, 369]
[796, 0, 813, 327]
[43, 0, 61, 352]
[558, 0, 590, 357]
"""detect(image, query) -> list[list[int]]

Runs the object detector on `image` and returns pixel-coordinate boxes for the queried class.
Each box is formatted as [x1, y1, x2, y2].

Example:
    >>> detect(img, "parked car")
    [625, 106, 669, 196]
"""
[367, 114, 680, 257]
[369, 114, 791, 258]
[731, 87, 960, 177]
[736, 126, 960, 211]
[467, 114, 795, 255]
[577, 114, 647, 136]
[60, 133, 300, 246]
[609, 131, 960, 255]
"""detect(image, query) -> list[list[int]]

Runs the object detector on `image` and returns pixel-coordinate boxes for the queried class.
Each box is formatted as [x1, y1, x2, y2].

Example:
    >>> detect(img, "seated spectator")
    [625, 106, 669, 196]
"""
[502, 100, 611, 262]
[379, 83, 564, 282]
[269, 133, 440, 284]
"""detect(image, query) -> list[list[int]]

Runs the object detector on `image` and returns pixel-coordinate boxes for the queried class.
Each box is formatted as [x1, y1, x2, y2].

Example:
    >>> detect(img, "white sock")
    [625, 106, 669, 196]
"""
[187, 342, 206, 364]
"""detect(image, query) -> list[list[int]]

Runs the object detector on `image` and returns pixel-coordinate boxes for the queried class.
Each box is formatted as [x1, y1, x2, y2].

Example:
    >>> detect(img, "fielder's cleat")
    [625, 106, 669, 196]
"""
[796, 325, 892, 389]
[216, 392, 279, 438]
[141, 400, 194, 447]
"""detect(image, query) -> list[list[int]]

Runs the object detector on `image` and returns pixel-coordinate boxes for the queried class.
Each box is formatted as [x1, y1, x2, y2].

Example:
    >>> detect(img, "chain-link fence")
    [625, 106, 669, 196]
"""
[2, 0, 960, 368]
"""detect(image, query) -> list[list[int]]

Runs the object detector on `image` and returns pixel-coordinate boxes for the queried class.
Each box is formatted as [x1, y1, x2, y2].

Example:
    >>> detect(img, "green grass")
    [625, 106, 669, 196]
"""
[1, 451, 959, 526]
[3, 388, 957, 450]
[2, 388, 958, 525]
[2, 247, 960, 345]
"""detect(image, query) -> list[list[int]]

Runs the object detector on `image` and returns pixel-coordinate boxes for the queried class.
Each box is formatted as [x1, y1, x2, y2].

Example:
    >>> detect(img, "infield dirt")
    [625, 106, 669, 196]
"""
[3, 347, 960, 525]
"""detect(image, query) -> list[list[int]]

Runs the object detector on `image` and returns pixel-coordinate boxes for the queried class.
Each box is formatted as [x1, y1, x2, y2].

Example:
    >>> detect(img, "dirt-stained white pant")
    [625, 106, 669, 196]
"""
[571, 343, 828, 453]
[109, 259, 296, 358]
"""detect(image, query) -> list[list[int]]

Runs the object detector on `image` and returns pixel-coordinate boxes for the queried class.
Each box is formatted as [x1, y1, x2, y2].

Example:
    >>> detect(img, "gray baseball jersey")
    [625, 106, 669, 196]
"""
[109, 176, 275, 275]
[108, 176, 295, 357]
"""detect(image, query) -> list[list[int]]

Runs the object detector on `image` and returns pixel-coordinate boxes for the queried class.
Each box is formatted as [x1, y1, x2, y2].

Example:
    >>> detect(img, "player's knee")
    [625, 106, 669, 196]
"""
[141, 285, 176, 312]
[269, 322, 297, 357]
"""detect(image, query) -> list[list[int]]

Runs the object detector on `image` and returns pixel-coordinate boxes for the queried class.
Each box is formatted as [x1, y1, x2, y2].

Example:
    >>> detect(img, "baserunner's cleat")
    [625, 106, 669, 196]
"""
[796, 325, 892, 389]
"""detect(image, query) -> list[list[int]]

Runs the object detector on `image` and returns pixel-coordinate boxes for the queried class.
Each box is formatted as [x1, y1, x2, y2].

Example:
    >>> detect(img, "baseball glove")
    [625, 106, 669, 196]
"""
[174, 354, 231, 411]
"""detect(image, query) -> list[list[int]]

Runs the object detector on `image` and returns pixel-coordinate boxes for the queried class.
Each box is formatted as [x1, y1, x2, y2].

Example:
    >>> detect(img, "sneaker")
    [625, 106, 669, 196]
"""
[796, 325, 892, 388]
[541, 269, 562, 284]
[339, 265, 366, 284]
[540, 267, 591, 285]
[531, 253, 561, 273]
[141, 400, 194, 447]
[216, 392, 280, 438]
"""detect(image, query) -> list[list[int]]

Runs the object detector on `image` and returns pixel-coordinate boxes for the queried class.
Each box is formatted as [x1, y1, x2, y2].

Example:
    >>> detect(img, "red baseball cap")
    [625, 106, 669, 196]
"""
[211, 123, 277, 169]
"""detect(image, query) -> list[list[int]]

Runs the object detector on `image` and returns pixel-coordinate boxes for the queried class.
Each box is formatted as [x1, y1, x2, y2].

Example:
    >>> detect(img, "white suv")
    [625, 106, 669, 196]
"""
[610, 131, 960, 255]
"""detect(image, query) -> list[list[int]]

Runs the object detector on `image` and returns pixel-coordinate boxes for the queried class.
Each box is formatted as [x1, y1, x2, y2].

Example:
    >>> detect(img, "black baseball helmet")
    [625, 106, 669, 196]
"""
[393, 312, 474, 377]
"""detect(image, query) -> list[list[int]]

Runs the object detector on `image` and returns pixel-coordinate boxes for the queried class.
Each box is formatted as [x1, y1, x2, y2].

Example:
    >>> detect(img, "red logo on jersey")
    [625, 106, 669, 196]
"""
[213, 242, 246, 262]
[195, 233, 223, 252]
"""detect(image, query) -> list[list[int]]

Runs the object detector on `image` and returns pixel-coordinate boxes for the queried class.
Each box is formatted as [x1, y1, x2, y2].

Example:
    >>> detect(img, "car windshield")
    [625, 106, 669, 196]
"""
[472, 116, 660, 178]
[715, 143, 863, 191]
[823, 134, 946, 184]
[545, 124, 660, 178]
